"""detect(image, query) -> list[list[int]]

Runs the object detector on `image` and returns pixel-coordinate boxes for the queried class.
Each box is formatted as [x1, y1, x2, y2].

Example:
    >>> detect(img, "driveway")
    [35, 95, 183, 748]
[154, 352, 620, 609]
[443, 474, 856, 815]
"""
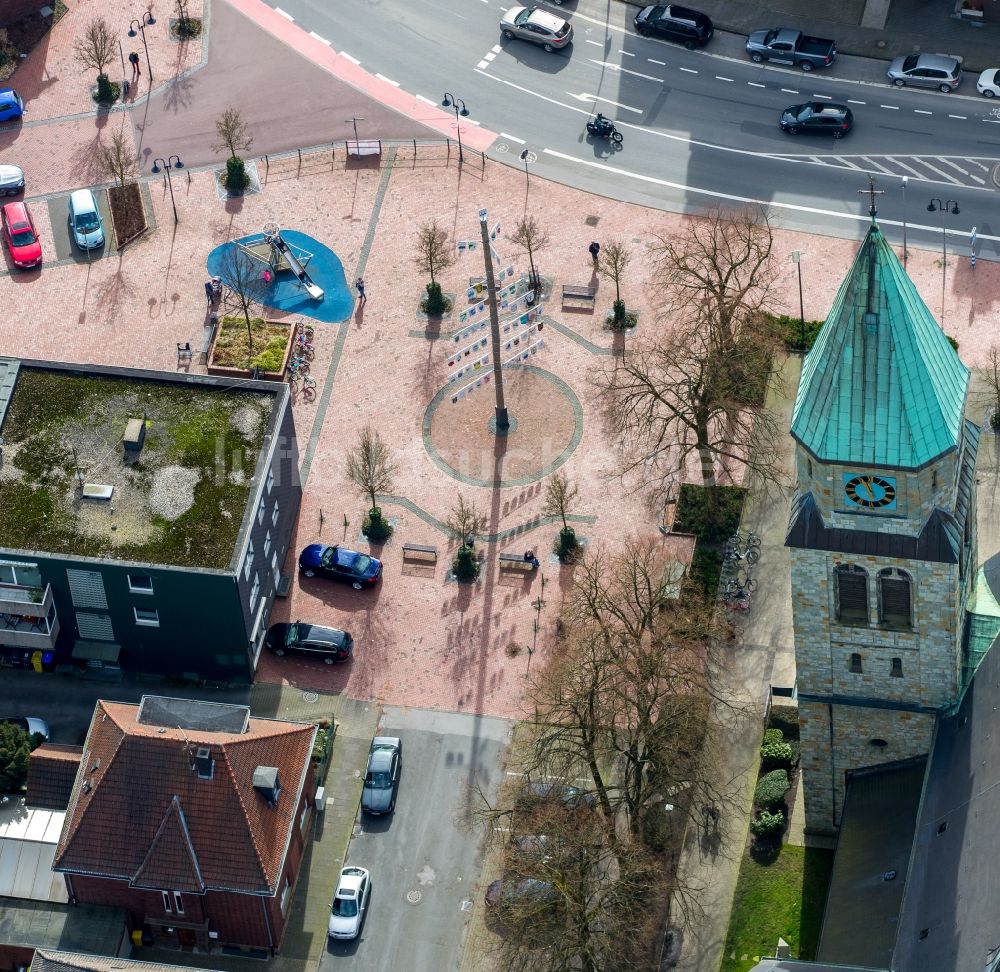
[322, 706, 511, 972]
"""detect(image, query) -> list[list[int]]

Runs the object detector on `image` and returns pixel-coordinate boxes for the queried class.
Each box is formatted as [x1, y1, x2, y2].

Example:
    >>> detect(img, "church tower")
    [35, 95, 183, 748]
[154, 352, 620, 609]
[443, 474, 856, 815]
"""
[787, 214, 978, 835]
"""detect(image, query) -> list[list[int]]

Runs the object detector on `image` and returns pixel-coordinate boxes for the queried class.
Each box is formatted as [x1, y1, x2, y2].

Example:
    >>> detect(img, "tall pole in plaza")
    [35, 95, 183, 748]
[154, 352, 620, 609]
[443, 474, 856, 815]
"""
[927, 198, 960, 327]
[479, 208, 509, 432]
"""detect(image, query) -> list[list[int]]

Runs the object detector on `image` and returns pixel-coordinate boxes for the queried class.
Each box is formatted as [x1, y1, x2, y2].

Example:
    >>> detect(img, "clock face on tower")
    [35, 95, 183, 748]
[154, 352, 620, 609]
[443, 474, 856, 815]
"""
[843, 473, 897, 510]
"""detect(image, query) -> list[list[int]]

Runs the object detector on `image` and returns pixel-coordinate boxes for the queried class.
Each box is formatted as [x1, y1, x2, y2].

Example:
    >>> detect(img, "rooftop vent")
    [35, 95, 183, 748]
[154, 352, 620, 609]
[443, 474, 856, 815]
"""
[194, 746, 214, 780]
[253, 766, 281, 806]
[123, 416, 146, 455]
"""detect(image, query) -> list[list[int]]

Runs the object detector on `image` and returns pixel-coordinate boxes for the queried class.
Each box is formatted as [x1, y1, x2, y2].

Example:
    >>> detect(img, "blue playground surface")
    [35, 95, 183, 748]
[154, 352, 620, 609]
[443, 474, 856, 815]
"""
[206, 230, 354, 323]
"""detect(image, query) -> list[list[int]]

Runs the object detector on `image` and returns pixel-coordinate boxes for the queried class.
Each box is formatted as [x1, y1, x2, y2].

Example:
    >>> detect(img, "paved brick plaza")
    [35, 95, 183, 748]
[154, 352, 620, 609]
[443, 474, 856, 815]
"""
[4, 0, 999, 718]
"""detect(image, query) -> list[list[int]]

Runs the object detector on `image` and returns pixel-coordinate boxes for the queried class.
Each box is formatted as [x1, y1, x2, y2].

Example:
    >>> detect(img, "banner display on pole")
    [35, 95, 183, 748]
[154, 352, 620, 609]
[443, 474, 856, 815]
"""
[449, 352, 493, 384]
[447, 336, 490, 368]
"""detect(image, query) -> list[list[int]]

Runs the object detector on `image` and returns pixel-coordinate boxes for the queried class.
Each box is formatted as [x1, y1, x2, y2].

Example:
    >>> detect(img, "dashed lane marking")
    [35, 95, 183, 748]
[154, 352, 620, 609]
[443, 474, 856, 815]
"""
[274, 6, 294, 19]
[309, 31, 330, 44]
[375, 73, 400, 87]
[500, 131, 526, 143]
[340, 51, 360, 64]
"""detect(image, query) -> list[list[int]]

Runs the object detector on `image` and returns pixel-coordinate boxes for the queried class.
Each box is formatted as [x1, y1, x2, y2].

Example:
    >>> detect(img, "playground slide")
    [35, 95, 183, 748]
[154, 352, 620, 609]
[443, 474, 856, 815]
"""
[272, 233, 325, 300]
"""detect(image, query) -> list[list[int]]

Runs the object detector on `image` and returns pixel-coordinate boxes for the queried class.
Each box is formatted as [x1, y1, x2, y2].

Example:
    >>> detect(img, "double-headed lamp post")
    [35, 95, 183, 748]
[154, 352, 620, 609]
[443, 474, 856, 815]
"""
[442, 92, 469, 164]
[128, 11, 155, 83]
[151, 155, 184, 224]
[927, 198, 960, 327]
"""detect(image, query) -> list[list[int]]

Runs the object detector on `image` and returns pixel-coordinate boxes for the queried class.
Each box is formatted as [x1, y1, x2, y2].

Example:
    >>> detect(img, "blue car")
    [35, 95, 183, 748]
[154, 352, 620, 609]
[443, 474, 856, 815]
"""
[298, 544, 382, 589]
[0, 90, 24, 123]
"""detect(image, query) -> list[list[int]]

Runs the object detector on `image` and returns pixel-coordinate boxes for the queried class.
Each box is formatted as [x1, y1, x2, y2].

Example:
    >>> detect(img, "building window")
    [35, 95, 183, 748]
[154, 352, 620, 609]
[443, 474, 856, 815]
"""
[264, 531, 273, 558]
[249, 573, 260, 611]
[134, 607, 160, 627]
[258, 498, 266, 526]
[281, 876, 292, 914]
[173, 892, 184, 914]
[835, 564, 869, 624]
[267, 467, 275, 495]
[299, 801, 309, 833]
[161, 891, 172, 913]
[128, 574, 154, 595]
[849, 652, 863, 674]
[272, 550, 280, 581]
[891, 657, 903, 677]
[272, 501, 280, 526]
[879, 568, 912, 628]
[244, 539, 255, 581]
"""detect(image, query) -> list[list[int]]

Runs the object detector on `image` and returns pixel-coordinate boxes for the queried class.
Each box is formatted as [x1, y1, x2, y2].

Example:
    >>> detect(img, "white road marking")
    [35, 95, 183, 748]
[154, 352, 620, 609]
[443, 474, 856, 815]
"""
[648, 58, 666, 65]
[886, 156, 936, 179]
[847, 99, 866, 105]
[589, 59, 663, 83]
[376, 73, 400, 87]
[501, 132, 526, 143]
[620, 50, 635, 57]
[880, 104, 900, 110]
[909, 159, 963, 183]
[715, 76, 734, 82]
[568, 91, 643, 112]
[914, 109, 932, 115]
[832, 156, 861, 169]
[859, 156, 894, 173]
[416, 94, 436, 105]
[274, 6, 294, 20]
[748, 81, 765, 88]
[477, 60, 490, 69]
[340, 51, 361, 65]
[586, 39, 603, 46]
[679, 67, 698, 73]
[812, 94, 832, 100]
[309, 31, 331, 45]
[781, 88, 798, 94]
[949, 114, 967, 119]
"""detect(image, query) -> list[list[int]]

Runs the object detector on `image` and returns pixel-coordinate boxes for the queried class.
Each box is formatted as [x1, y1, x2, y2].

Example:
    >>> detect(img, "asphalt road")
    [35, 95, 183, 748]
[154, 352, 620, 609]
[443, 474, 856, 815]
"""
[268, 0, 1000, 257]
[322, 706, 511, 972]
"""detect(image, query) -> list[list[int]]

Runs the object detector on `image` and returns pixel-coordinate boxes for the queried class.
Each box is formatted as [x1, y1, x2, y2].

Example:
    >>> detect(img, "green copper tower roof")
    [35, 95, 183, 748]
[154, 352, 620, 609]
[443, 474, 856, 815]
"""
[790, 223, 969, 469]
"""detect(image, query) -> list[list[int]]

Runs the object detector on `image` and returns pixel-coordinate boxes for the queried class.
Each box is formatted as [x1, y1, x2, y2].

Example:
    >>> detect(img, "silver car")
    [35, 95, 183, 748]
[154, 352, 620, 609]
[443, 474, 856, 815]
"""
[886, 53, 962, 92]
[501, 6, 573, 51]
[0, 164, 24, 197]
[68, 188, 105, 250]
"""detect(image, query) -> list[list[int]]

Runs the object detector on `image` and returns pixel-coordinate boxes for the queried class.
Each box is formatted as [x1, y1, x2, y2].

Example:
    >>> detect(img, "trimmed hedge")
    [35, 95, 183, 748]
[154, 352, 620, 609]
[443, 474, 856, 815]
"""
[761, 738, 795, 772]
[754, 769, 790, 810]
[673, 483, 745, 542]
[768, 704, 800, 741]
[751, 809, 785, 839]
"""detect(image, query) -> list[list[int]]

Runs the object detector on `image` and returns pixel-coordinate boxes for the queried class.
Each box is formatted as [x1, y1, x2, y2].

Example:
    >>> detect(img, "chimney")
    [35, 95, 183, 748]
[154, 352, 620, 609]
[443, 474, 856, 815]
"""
[253, 766, 281, 806]
[194, 747, 214, 779]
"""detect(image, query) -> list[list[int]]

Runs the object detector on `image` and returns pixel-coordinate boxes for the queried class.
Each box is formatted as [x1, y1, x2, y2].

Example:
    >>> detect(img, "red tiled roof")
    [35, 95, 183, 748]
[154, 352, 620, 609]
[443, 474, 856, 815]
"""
[53, 701, 316, 895]
[27, 744, 83, 810]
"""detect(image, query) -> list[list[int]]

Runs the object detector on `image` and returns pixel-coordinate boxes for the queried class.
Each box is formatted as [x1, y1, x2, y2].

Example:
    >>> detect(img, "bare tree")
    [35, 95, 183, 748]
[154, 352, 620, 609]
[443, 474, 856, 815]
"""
[543, 471, 580, 561]
[446, 493, 485, 546]
[213, 107, 254, 160]
[595, 205, 783, 495]
[218, 245, 267, 343]
[509, 215, 550, 291]
[346, 425, 397, 541]
[73, 17, 117, 101]
[979, 344, 1000, 430]
[597, 237, 631, 327]
[95, 125, 137, 190]
[414, 219, 455, 286]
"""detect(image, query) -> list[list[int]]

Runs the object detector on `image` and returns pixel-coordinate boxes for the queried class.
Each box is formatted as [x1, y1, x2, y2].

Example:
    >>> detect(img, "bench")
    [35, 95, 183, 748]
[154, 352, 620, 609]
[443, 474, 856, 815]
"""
[499, 552, 538, 571]
[402, 543, 438, 563]
[177, 342, 192, 364]
[562, 284, 596, 306]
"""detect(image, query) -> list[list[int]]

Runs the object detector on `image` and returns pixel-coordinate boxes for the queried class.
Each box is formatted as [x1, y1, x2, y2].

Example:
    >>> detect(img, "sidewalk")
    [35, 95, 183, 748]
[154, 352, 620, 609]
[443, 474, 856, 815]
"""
[671, 352, 801, 972]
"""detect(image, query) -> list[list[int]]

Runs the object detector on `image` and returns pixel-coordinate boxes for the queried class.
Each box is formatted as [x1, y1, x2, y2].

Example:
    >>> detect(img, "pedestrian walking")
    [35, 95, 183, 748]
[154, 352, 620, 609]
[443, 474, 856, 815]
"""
[128, 51, 141, 80]
[356, 276, 366, 304]
[589, 240, 600, 265]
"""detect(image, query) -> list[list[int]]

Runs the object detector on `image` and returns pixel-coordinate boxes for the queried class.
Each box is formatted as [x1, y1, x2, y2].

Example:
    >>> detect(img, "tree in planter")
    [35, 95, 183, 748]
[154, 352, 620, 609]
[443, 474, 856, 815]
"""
[543, 471, 580, 562]
[346, 424, 397, 543]
[173, 0, 202, 37]
[446, 494, 485, 582]
[597, 237, 634, 330]
[213, 107, 254, 191]
[218, 245, 268, 353]
[509, 215, 550, 293]
[414, 219, 456, 315]
[96, 124, 138, 190]
[979, 343, 1000, 431]
[0, 722, 30, 793]
[595, 205, 784, 506]
[73, 17, 118, 104]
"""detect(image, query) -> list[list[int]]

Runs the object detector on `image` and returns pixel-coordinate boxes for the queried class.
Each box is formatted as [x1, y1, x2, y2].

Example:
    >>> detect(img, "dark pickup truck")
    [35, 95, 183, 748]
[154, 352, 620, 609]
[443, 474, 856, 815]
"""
[745, 28, 836, 71]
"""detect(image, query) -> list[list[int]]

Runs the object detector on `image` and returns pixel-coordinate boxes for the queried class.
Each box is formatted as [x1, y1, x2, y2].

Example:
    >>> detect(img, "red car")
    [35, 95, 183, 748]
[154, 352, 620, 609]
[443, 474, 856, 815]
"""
[2, 201, 41, 268]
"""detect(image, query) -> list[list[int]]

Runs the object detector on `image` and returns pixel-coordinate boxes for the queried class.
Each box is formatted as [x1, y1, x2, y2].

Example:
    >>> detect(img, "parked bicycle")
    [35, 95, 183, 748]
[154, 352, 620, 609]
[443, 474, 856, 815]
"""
[297, 320, 315, 341]
[725, 530, 761, 565]
[724, 572, 757, 597]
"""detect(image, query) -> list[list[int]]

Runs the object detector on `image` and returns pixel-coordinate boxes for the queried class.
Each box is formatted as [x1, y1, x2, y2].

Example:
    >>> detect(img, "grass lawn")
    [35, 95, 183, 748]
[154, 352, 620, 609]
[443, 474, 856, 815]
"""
[721, 844, 834, 972]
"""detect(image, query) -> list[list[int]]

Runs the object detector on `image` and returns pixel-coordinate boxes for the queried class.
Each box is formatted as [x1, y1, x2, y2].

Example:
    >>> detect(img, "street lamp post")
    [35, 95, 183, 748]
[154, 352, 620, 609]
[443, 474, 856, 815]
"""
[151, 154, 184, 224]
[519, 148, 530, 193]
[790, 251, 805, 350]
[901, 176, 908, 269]
[345, 116, 365, 148]
[442, 92, 469, 164]
[128, 11, 155, 84]
[927, 198, 960, 327]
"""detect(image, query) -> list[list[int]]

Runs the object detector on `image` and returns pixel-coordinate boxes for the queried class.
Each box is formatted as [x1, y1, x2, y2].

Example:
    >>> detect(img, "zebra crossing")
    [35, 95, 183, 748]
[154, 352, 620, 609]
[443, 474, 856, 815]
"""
[766, 152, 996, 189]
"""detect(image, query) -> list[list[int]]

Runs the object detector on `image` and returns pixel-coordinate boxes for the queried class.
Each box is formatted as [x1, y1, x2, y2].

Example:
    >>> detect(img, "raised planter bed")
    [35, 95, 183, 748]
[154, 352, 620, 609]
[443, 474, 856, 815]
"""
[206, 316, 295, 380]
[108, 183, 147, 249]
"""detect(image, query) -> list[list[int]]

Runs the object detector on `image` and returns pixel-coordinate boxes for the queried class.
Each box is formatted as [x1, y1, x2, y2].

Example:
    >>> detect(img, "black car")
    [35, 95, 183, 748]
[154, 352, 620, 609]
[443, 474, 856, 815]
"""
[298, 543, 383, 589]
[361, 736, 402, 814]
[634, 4, 713, 48]
[265, 621, 353, 664]
[779, 102, 853, 138]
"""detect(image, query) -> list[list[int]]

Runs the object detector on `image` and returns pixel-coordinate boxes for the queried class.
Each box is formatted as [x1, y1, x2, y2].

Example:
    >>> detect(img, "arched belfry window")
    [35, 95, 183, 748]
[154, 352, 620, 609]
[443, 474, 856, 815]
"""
[879, 568, 913, 628]
[835, 564, 869, 624]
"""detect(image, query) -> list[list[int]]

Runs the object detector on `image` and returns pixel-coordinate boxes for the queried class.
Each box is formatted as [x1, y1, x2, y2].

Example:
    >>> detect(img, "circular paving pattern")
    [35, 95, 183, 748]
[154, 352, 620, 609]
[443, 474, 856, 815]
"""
[422, 365, 583, 488]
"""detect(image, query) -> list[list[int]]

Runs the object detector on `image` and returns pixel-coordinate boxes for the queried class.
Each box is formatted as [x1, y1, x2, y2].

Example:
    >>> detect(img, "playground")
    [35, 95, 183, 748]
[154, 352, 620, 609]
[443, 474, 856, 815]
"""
[206, 223, 355, 323]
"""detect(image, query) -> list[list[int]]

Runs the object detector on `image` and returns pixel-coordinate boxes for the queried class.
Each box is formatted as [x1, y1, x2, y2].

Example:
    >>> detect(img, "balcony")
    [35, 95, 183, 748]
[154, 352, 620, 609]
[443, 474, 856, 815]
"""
[0, 583, 59, 649]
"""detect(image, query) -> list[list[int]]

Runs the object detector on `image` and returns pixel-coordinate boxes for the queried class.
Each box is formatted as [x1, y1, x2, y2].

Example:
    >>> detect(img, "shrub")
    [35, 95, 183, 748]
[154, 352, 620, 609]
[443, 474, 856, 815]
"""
[606, 299, 637, 331]
[672, 483, 745, 542]
[363, 506, 393, 543]
[750, 809, 785, 839]
[0, 722, 30, 793]
[555, 525, 578, 563]
[760, 738, 795, 772]
[754, 769, 790, 810]
[762, 311, 825, 352]
[768, 704, 800, 740]
[95, 73, 116, 104]
[225, 156, 249, 191]
[946, 335, 959, 352]
[452, 544, 480, 582]
[763, 728, 784, 746]
[689, 545, 722, 597]
[422, 282, 451, 316]
[250, 336, 286, 373]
